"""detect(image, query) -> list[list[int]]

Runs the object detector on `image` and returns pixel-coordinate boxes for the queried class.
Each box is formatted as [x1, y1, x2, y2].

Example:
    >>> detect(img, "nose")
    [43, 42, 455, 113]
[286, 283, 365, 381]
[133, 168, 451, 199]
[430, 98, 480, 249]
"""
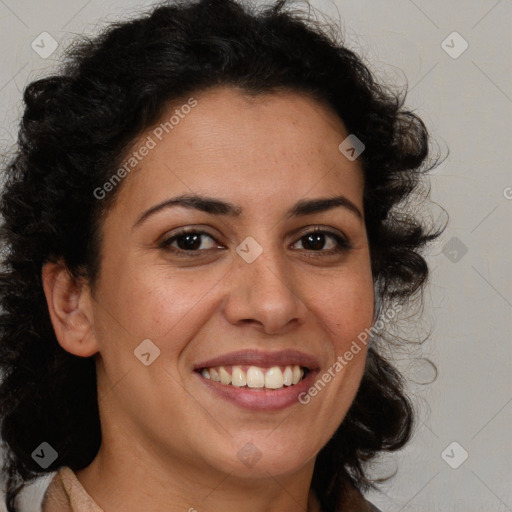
[222, 247, 308, 335]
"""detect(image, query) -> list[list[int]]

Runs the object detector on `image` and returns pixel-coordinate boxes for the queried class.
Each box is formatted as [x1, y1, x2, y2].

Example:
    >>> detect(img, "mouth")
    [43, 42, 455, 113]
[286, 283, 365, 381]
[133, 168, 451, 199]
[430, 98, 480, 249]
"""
[193, 349, 319, 411]
[197, 364, 310, 390]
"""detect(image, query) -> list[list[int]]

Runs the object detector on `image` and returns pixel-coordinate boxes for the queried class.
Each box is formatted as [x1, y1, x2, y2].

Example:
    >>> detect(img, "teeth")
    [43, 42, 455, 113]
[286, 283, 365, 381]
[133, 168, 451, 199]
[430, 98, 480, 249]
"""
[246, 366, 265, 388]
[199, 364, 305, 389]
[292, 365, 302, 385]
[283, 366, 293, 386]
[231, 365, 246, 387]
[265, 366, 283, 389]
[219, 366, 231, 385]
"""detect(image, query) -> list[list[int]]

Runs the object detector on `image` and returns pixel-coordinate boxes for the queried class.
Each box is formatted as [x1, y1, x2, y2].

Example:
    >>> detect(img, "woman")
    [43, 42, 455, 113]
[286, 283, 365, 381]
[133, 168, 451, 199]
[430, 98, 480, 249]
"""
[0, 0, 443, 511]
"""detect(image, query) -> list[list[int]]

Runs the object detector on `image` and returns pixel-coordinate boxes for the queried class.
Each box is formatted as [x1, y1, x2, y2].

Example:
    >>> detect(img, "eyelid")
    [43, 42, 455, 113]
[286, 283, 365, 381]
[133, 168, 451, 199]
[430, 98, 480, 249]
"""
[159, 225, 223, 243]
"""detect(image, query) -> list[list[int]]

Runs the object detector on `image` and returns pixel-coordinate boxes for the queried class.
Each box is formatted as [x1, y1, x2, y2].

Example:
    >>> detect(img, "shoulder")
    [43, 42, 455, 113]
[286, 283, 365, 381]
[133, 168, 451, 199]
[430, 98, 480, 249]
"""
[360, 497, 383, 512]
[41, 468, 72, 512]
[41, 466, 103, 512]
[341, 483, 384, 512]
[310, 484, 383, 512]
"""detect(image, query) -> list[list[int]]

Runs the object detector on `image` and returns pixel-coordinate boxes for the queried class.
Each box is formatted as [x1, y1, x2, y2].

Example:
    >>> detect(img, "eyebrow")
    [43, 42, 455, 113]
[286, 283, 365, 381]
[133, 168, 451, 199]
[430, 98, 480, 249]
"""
[132, 193, 363, 230]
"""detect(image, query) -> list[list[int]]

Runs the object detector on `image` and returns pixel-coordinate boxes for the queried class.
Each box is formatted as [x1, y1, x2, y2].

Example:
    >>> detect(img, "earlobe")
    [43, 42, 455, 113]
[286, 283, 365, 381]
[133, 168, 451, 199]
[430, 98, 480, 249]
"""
[41, 261, 99, 358]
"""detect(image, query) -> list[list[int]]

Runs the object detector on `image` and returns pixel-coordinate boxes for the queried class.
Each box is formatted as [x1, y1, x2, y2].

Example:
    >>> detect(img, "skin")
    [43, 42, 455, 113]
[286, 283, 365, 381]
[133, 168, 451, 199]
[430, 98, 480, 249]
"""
[42, 86, 375, 512]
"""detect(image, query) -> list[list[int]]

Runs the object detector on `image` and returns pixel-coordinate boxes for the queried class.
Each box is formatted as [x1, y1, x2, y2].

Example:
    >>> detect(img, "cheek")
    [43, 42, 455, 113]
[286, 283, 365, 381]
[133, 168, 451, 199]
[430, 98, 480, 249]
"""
[96, 264, 227, 350]
[305, 269, 375, 348]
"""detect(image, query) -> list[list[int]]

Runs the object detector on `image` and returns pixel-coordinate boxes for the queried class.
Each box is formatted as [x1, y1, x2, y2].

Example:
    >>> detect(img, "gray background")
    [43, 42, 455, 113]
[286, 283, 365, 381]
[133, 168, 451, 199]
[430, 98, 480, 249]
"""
[0, 0, 511, 511]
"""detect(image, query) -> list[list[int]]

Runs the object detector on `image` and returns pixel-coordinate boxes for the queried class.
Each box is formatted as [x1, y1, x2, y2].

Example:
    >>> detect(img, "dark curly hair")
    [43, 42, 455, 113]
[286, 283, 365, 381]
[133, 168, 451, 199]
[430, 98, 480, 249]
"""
[0, 0, 444, 510]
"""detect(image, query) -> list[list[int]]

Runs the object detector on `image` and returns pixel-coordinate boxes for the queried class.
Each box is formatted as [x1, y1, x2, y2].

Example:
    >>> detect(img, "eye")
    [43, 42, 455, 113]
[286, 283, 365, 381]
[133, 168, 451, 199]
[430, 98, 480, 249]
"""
[159, 230, 222, 255]
[291, 227, 351, 255]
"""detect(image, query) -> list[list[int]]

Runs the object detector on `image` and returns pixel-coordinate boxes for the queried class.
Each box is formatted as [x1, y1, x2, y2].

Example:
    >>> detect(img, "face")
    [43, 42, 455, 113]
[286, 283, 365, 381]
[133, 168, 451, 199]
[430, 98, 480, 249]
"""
[73, 87, 374, 480]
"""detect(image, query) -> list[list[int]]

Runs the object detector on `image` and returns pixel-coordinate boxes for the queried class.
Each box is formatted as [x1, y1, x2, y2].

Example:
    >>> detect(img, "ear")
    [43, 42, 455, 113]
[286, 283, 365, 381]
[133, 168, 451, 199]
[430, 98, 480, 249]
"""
[41, 261, 99, 357]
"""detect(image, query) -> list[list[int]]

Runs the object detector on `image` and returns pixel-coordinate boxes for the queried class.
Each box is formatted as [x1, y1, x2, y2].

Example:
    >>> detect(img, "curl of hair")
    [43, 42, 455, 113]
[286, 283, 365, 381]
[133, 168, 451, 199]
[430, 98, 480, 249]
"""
[0, 0, 444, 510]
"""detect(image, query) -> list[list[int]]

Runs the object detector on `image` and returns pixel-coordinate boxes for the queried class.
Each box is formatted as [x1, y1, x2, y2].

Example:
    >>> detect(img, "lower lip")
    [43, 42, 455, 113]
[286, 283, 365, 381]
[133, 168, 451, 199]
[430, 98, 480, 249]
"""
[195, 370, 319, 411]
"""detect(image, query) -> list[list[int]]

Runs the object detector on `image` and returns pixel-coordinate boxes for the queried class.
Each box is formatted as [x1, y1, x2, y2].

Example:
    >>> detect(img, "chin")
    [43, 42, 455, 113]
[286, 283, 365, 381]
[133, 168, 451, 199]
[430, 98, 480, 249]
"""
[201, 434, 318, 479]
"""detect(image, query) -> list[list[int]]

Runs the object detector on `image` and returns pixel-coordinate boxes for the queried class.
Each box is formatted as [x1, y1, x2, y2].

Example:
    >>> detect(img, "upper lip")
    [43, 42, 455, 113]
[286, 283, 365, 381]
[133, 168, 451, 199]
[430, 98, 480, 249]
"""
[193, 349, 320, 371]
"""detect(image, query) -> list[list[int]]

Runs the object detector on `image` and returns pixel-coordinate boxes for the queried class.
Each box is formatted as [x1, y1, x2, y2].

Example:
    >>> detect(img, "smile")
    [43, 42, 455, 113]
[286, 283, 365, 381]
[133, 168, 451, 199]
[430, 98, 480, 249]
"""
[199, 364, 308, 390]
[193, 349, 320, 410]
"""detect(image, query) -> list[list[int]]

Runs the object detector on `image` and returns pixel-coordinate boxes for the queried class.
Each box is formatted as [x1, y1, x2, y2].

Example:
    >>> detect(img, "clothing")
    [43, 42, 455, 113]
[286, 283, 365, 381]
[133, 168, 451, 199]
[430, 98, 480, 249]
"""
[41, 466, 382, 512]
[41, 467, 102, 512]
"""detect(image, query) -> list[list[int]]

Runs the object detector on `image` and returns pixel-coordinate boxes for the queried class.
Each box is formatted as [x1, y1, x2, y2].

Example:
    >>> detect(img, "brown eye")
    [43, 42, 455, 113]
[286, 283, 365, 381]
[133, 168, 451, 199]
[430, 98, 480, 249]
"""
[291, 229, 351, 253]
[160, 230, 220, 254]
[300, 232, 335, 251]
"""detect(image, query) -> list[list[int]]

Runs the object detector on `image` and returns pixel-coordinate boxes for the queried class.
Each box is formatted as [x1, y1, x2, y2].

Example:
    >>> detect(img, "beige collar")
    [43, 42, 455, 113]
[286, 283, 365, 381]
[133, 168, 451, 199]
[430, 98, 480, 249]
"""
[41, 466, 374, 512]
[41, 467, 104, 512]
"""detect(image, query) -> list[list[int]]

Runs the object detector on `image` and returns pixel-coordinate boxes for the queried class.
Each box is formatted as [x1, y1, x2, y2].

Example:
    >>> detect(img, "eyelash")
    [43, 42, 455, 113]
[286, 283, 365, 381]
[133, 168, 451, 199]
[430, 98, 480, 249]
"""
[158, 226, 352, 258]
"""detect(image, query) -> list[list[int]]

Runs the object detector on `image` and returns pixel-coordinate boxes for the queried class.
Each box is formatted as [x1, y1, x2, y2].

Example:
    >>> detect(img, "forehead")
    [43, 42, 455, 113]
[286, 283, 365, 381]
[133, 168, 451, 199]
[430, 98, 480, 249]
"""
[111, 86, 364, 218]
